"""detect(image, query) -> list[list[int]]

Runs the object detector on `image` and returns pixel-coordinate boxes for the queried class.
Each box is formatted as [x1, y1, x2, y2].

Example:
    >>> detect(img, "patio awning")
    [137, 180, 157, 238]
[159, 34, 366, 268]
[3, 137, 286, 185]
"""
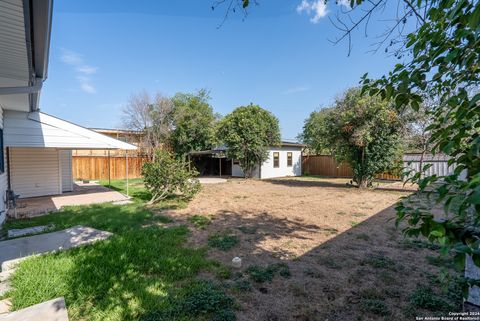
[4, 110, 137, 150]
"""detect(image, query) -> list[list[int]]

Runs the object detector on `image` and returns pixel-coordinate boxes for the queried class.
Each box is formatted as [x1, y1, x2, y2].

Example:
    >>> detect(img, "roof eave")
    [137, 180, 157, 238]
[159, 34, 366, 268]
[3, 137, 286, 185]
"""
[23, 0, 54, 111]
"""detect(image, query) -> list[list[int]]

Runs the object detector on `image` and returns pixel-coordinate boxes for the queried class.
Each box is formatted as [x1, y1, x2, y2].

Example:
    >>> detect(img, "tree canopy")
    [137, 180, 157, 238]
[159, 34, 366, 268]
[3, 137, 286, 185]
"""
[171, 90, 218, 158]
[217, 104, 281, 178]
[302, 88, 402, 187]
[298, 107, 333, 155]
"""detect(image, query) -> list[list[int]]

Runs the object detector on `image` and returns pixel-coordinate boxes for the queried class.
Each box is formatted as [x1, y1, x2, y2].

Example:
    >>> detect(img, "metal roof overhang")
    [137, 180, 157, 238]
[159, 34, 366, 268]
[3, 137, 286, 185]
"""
[0, 0, 53, 112]
[4, 110, 137, 150]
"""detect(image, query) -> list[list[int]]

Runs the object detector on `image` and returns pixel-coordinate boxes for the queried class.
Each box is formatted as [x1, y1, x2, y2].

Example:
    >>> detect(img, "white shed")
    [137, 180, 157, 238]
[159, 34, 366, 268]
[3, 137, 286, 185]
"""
[231, 142, 304, 179]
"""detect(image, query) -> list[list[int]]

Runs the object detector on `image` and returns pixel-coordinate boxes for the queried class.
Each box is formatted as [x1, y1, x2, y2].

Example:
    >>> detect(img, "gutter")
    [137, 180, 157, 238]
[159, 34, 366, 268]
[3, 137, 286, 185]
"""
[22, 0, 54, 111]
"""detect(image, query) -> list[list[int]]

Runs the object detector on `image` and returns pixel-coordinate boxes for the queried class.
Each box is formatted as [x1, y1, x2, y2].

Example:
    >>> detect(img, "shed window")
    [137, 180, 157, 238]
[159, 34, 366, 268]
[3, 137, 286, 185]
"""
[0, 129, 4, 173]
[273, 152, 279, 168]
[287, 152, 293, 167]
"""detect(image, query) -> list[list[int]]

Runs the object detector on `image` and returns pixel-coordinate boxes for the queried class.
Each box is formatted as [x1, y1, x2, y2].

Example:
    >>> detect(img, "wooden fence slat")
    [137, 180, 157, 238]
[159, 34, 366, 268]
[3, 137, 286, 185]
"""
[72, 156, 148, 180]
[302, 155, 400, 180]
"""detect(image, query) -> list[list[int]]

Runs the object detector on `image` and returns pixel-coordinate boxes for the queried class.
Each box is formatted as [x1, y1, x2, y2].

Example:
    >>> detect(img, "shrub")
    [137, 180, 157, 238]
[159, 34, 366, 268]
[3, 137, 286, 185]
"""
[141, 150, 201, 204]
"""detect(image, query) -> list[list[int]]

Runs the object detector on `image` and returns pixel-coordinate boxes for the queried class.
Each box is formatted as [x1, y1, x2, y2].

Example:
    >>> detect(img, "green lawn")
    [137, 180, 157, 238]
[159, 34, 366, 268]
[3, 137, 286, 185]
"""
[4, 180, 235, 321]
[99, 178, 151, 202]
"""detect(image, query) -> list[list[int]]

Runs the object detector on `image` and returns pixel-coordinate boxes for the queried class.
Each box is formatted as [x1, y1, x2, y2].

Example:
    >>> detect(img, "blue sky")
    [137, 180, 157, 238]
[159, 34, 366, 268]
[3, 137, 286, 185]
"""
[41, 0, 403, 140]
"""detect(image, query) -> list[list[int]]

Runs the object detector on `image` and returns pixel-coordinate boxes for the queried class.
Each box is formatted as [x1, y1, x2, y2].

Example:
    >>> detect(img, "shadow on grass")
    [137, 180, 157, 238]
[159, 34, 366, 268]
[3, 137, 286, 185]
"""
[4, 202, 176, 235]
[9, 226, 220, 321]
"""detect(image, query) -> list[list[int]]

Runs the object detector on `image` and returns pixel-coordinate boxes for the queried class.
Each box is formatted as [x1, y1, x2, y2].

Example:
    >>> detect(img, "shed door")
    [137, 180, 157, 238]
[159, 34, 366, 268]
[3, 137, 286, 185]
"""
[10, 148, 61, 198]
[59, 150, 73, 192]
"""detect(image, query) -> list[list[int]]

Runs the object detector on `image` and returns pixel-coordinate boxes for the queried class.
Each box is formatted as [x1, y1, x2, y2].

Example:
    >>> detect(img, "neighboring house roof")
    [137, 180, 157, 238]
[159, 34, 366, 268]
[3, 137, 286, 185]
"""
[190, 141, 305, 156]
[89, 128, 145, 136]
[4, 111, 137, 150]
[279, 141, 306, 148]
[0, 0, 53, 112]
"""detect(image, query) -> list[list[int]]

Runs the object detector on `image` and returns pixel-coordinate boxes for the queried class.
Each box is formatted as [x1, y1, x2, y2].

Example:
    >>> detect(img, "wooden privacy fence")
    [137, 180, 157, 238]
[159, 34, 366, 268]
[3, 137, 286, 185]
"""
[72, 156, 148, 180]
[302, 155, 401, 180]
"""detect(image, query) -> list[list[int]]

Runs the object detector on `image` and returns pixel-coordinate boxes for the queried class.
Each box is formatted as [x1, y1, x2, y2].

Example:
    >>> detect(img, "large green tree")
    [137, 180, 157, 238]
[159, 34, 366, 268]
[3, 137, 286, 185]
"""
[305, 88, 402, 188]
[171, 90, 218, 158]
[298, 107, 333, 155]
[217, 104, 281, 178]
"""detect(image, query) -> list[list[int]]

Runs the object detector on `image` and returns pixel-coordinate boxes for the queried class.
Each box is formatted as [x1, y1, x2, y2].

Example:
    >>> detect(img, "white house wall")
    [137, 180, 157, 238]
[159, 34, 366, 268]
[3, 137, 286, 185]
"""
[231, 146, 302, 179]
[10, 147, 61, 198]
[0, 107, 8, 224]
[59, 150, 73, 192]
[260, 147, 302, 179]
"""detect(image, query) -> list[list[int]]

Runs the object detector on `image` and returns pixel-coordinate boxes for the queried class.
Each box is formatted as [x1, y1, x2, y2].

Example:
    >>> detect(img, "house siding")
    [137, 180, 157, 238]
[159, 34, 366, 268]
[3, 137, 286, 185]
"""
[260, 147, 302, 179]
[10, 147, 61, 198]
[59, 150, 73, 192]
[231, 146, 302, 179]
[0, 107, 8, 225]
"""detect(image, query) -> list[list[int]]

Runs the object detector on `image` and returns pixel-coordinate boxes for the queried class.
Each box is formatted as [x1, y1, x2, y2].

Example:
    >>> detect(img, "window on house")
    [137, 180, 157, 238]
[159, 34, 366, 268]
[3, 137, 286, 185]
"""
[273, 152, 279, 168]
[0, 129, 4, 173]
[287, 152, 292, 167]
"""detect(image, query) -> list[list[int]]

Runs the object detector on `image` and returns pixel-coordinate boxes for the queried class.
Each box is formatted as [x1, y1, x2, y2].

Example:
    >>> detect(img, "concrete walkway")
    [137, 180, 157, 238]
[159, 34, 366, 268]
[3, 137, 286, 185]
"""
[0, 297, 68, 321]
[198, 177, 228, 184]
[0, 226, 112, 271]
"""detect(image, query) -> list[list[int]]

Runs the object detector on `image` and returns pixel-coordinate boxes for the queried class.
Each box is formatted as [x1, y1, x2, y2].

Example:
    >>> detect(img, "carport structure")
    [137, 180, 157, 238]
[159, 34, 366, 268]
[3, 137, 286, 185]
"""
[189, 147, 232, 177]
[2, 111, 136, 217]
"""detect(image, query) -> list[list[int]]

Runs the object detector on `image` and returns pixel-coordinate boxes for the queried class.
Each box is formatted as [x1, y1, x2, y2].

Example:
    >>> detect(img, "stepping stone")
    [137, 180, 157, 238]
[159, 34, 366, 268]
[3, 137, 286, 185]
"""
[0, 281, 11, 297]
[7, 225, 54, 239]
[0, 297, 69, 321]
[0, 299, 12, 316]
[0, 226, 112, 272]
[0, 270, 14, 282]
[111, 200, 133, 205]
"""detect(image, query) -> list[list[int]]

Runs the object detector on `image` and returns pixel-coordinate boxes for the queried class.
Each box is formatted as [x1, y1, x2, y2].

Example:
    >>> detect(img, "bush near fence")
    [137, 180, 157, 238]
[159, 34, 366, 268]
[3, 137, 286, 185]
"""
[302, 155, 401, 181]
[73, 156, 148, 180]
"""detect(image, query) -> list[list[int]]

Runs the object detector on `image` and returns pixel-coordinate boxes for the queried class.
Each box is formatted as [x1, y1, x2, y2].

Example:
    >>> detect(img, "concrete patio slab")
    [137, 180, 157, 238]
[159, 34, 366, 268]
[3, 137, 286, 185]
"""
[14, 182, 129, 218]
[0, 226, 112, 271]
[198, 177, 228, 184]
[0, 297, 68, 321]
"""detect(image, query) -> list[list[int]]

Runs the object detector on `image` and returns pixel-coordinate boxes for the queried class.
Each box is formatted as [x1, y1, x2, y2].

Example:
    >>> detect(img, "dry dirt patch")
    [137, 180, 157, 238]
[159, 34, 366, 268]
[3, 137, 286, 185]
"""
[162, 177, 459, 321]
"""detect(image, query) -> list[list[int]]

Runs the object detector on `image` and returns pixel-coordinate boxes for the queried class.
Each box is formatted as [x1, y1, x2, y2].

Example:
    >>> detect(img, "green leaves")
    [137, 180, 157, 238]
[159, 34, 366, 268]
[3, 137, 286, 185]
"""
[360, 0, 480, 272]
[218, 104, 280, 178]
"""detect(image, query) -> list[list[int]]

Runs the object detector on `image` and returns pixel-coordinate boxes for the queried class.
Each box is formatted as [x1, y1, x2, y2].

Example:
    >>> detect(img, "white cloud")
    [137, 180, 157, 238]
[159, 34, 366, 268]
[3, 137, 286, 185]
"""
[296, 0, 328, 23]
[337, 0, 351, 9]
[60, 48, 97, 94]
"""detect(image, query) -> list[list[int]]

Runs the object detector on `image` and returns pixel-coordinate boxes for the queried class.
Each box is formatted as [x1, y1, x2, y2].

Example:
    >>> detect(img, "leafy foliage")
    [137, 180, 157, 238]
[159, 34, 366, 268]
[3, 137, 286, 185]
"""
[298, 107, 334, 154]
[361, 0, 480, 271]
[303, 88, 402, 187]
[141, 150, 201, 204]
[171, 89, 219, 158]
[217, 104, 281, 178]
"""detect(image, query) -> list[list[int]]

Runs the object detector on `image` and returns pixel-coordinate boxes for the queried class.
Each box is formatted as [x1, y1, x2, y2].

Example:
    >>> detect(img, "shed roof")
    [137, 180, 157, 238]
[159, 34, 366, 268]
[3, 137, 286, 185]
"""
[4, 110, 137, 150]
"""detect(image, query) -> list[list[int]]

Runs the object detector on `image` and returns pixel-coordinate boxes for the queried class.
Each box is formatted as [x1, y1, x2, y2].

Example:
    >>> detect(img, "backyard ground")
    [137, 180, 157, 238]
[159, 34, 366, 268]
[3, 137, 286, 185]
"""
[2, 177, 461, 321]
[161, 177, 461, 321]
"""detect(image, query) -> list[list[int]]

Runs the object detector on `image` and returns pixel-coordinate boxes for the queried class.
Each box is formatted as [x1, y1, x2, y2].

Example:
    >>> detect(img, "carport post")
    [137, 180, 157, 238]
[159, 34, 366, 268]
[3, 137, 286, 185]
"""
[219, 158, 222, 177]
[108, 150, 111, 188]
[125, 150, 129, 197]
